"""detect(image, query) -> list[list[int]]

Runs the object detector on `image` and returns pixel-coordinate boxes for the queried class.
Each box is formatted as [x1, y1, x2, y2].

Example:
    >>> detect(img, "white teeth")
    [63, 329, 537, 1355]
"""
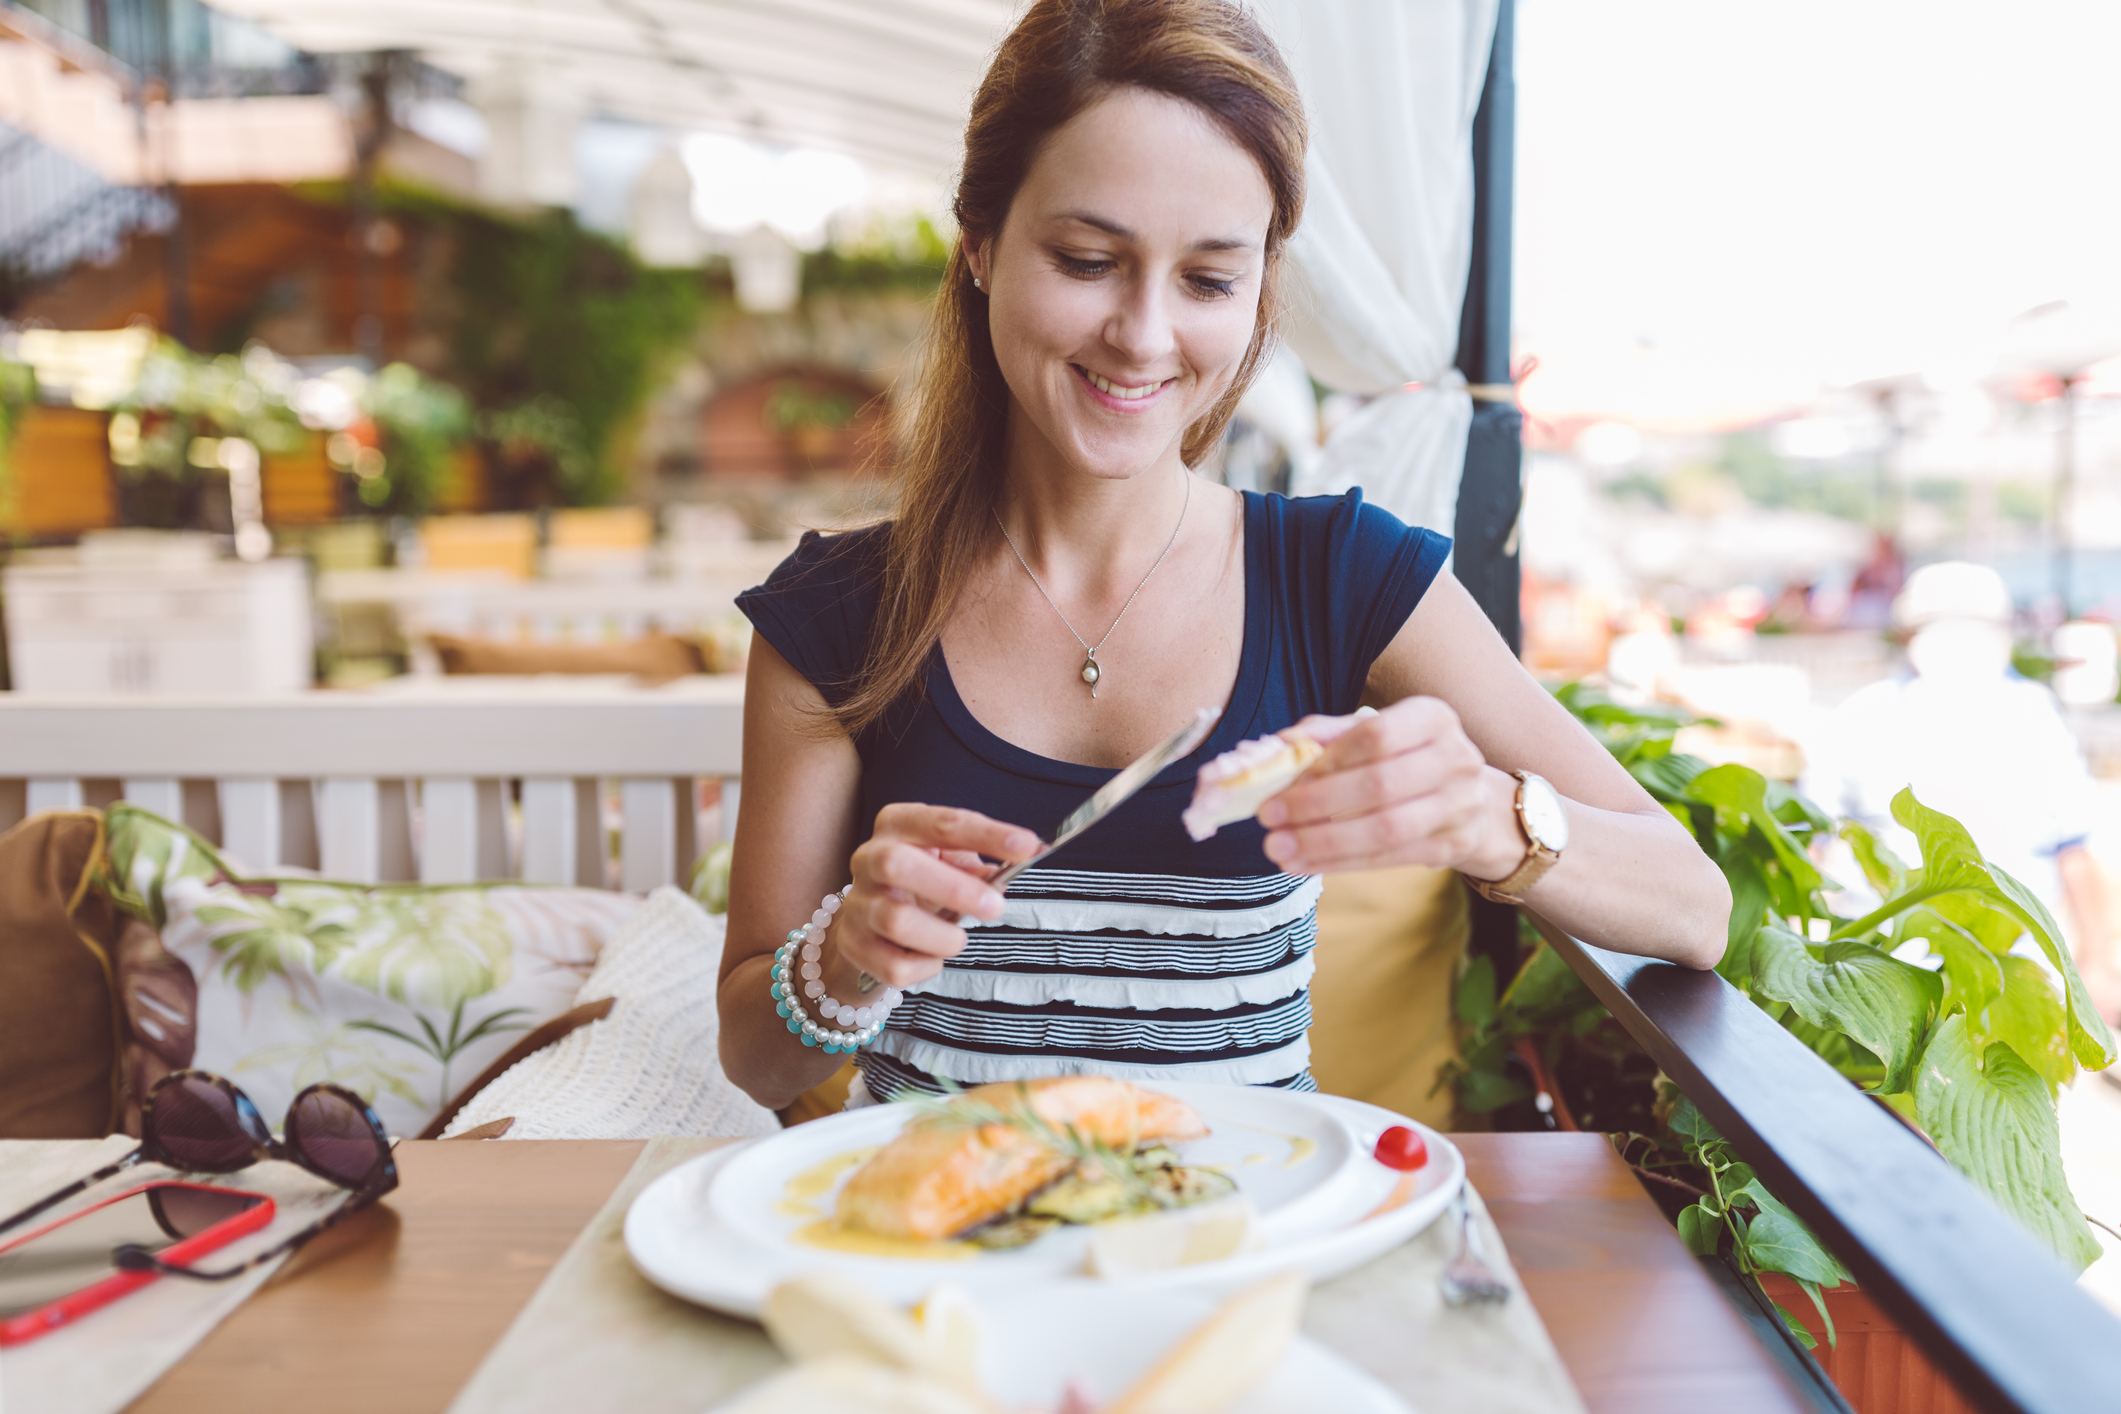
[1085, 369, 1161, 400]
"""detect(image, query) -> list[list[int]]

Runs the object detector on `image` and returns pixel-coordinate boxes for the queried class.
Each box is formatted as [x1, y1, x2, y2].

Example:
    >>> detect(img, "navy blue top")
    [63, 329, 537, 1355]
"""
[737, 488, 1449, 1098]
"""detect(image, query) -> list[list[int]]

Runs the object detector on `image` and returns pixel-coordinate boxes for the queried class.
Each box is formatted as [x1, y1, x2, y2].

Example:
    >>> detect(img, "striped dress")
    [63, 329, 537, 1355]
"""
[737, 488, 1448, 1100]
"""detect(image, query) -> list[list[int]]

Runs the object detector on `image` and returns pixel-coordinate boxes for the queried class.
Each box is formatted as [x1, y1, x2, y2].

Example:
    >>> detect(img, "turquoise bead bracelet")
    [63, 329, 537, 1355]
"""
[769, 885, 903, 1054]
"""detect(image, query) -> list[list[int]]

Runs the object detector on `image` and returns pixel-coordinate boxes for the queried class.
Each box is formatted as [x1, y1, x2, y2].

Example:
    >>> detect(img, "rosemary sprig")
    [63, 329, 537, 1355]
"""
[887, 1080, 1175, 1210]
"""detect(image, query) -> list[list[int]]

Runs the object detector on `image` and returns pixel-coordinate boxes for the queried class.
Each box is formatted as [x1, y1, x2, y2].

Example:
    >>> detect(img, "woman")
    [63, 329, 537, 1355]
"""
[723, 0, 1727, 1112]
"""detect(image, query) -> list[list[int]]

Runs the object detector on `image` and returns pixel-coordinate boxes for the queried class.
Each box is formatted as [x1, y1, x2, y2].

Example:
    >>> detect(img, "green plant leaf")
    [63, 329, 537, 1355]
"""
[1455, 1068, 1530, 1114]
[1631, 752, 1709, 802]
[1677, 1202, 1723, 1256]
[1890, 790, 2115, 1072]
[1840, 821, 1908, 899]
[1734, 1178, 1852, 1285]
[1752, 924, 1940, 1092]
[1983, 862, 2115, 1072]
[1687, 765, 1822, 896]
[1794, 1278, 1838, 1349]
[1766, 780, 1834, 838]
[1743, 1205, 1851, 1288]
[1920, 891, 2025, 954]
[1899, 909, 2003, 1021]
[1719, 852, 1772, 980]
[1498, 943, 1594, 1032]
[1913, 1014, 2101, 1271]
[1667, 1096, 1721, 1148]
[1776, 1302, 1819, 1350]
[1455, 954, 1498, 1033]
[1554, 683, 1697, 765]
[1979, 956, 2073, 1089]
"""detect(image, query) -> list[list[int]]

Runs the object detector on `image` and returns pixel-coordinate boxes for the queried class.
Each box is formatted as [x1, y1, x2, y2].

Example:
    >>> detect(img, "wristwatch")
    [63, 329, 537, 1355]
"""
[1467, 770, 1569, 905]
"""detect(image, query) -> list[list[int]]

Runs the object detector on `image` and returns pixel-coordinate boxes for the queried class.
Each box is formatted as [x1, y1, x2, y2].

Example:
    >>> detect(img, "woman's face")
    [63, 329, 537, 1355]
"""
[972, 86, 1275, 484]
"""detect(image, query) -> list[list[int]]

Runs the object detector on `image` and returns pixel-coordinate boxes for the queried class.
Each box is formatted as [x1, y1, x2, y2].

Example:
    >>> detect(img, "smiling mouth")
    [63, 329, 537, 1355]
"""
[1074, 365, 1171, 401]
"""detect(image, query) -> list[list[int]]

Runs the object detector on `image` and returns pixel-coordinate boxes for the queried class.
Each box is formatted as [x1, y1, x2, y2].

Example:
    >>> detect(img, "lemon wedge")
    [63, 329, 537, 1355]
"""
[1086, 1196, 1260, 1277]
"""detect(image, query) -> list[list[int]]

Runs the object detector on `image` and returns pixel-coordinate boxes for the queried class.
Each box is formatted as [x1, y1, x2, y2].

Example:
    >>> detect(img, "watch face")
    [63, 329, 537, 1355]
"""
[1520, 774, 1570, 852]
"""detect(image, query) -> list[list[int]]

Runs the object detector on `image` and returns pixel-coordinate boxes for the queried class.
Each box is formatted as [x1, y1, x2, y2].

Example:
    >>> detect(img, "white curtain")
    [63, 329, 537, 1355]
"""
[1249, 0, 1502, 539]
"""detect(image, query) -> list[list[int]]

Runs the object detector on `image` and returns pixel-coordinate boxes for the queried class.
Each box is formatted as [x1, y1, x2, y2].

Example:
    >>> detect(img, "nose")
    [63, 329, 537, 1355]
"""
[1101, 271, 1177, 373]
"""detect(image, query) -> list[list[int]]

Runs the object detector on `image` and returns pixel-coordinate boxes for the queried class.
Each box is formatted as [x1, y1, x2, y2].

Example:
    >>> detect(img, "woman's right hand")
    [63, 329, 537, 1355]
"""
[835, 804, 1043, 989]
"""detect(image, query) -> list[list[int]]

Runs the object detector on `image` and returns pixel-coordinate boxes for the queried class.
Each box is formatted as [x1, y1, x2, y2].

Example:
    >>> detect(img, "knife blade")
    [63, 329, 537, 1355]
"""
[933, 706, 1222, 924]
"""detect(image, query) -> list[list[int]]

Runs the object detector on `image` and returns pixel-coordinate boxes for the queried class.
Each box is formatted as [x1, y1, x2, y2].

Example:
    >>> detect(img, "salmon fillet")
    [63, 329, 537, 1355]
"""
[836, 1077, 1210, 1242]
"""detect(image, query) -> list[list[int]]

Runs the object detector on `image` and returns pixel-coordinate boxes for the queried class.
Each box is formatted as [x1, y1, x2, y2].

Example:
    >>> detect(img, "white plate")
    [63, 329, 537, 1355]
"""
[705, 1081, 1365, 1283]
[978, 1284, 1416, 1414]
[626, 1085, 1462, 1317]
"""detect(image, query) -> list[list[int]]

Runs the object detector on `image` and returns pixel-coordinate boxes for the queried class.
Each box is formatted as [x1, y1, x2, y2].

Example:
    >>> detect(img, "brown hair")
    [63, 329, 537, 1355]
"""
[827, 0, 1308, 740]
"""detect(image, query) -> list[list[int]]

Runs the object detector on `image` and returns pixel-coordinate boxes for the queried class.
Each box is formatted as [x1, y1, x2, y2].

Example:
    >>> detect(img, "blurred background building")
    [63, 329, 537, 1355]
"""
[3, 0, 2120, 743]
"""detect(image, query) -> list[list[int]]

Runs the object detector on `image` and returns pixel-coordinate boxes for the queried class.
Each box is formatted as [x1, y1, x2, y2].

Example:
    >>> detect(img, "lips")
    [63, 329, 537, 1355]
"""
[1072, 364, 1172, 409]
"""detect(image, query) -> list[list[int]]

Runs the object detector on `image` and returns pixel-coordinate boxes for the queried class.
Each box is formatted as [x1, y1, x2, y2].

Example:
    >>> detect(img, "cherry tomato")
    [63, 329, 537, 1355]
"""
[1373, 1125, 1428, 1172]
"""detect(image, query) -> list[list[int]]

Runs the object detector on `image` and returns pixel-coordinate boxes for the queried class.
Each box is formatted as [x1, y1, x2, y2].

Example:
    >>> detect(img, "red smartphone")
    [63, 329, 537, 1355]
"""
[0, 1181, 275, 1346]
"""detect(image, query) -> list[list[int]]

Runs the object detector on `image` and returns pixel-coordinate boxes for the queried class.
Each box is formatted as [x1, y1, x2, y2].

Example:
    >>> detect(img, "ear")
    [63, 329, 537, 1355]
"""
[964, 235, 991, 287]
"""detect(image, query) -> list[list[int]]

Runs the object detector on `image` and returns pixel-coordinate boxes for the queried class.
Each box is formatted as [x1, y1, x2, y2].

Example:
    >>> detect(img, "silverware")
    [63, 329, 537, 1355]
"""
[924, 706, 1220, 928]
[1439, 1190, 1512, 1308]
[993, 705, 1221, 890]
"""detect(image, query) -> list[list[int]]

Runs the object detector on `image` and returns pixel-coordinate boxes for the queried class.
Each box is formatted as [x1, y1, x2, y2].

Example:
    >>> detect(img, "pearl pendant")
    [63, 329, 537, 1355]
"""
[1080, 657, 1101, 685]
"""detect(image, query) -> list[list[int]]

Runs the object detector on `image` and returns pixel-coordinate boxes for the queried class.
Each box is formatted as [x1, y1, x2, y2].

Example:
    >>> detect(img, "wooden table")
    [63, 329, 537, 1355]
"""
[130, 1134, 1816, 1414]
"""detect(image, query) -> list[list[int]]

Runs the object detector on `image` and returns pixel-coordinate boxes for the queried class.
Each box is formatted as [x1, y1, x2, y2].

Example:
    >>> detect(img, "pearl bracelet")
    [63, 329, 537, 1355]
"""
[768, 886, 905, 1054]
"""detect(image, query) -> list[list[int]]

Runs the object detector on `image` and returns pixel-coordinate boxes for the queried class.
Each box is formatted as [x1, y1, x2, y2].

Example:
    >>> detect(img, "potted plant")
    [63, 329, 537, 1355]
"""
[339, 363, 474, 517]
[1444, 685, 2113, 1410]
[109, 342, 307, 530]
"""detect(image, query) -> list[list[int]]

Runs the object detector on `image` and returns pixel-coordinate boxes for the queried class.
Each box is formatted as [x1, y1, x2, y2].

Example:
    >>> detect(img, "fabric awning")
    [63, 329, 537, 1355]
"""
[207, 0, 1017, 180]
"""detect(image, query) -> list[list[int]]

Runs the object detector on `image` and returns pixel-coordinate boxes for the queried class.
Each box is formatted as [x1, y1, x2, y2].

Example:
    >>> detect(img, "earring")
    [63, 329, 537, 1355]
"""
[973, 277, 984, 290]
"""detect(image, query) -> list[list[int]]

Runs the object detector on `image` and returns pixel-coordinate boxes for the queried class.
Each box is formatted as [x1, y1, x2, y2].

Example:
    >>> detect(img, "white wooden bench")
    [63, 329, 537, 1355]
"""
[0, 681, 745, 891]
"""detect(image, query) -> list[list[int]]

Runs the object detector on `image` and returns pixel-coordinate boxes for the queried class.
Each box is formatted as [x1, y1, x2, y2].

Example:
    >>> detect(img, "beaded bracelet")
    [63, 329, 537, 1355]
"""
[768, 886, 905, 1054]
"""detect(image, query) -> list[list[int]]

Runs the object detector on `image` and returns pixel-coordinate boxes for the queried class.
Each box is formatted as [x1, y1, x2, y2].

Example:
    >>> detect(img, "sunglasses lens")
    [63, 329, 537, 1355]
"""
[151, 1077, 260, 1171]
[287, 1090, 386, 1190]
[151, 1185, 266, 1239]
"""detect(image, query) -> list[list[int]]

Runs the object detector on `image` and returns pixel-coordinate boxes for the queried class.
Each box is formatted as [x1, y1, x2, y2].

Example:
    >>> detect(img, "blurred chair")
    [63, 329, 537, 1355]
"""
[545, 507, 654, 581]
[417, 514, 538, 578]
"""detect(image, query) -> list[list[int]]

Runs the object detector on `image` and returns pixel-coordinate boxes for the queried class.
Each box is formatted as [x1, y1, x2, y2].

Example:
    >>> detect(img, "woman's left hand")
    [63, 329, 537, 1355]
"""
[1255, 698, 1525, 878]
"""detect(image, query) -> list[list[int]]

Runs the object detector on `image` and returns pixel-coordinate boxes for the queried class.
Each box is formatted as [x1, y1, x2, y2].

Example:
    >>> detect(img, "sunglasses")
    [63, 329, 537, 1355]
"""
[0, 1070, 398, 1281]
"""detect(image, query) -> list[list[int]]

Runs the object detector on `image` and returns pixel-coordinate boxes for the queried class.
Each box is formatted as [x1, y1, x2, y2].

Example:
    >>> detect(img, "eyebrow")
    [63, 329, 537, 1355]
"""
[1057, 211, 1256, 254]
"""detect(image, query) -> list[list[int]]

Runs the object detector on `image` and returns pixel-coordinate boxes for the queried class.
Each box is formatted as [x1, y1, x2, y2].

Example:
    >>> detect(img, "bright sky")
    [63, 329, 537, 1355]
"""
[1515, 0, 2121, 428]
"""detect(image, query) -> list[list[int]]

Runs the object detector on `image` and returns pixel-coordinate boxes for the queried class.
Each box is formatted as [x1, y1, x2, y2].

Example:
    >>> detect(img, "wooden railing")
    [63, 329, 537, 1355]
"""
[1541, 922, 2121, 1414]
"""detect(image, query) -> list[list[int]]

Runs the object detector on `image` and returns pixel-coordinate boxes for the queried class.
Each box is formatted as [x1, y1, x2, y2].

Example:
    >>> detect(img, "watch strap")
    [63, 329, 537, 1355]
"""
[1466, 770, 1562, 906]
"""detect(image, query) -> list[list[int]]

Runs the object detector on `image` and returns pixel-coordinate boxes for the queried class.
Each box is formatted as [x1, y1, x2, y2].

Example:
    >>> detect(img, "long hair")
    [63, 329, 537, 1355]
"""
[832, 0, 1307, 740]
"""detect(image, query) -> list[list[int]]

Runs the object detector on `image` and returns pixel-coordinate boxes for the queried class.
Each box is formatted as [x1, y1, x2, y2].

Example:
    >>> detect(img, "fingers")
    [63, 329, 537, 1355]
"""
[1285, 712, 1365, 748]
[1312, 698, 1463, 773]
[836, 807, 1039, 991]
[833, 890, 964, 989]
[1263, 783, 1490, 874]
[853, 837, 1007, 923]
[1258, 698, 1493, 874]
[1265, 735, 1483, 830]
[939, 849, 1001, 877]
[874, 803, 1041, 862]
[1261, 699, 1481, 831]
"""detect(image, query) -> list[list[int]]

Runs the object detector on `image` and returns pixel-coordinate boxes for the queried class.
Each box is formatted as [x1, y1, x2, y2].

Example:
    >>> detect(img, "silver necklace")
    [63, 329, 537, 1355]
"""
[993, 474, 1191, 699]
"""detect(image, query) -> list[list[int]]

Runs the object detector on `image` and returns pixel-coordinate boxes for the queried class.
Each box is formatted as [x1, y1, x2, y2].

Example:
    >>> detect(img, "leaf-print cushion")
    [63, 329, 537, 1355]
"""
[160, 876, 643, 1136]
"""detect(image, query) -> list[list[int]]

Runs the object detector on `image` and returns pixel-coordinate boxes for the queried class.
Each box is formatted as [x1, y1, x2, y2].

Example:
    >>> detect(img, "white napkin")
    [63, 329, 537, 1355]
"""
[0, 1138, 350, 1414]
